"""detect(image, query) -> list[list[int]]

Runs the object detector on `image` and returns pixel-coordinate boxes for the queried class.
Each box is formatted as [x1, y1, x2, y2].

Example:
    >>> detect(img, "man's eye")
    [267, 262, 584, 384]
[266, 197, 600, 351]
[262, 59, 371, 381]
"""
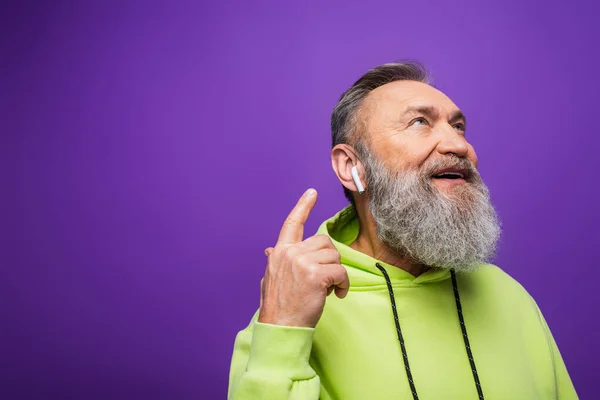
[453, 123, 465, 131]
[411, 117, 427, 126]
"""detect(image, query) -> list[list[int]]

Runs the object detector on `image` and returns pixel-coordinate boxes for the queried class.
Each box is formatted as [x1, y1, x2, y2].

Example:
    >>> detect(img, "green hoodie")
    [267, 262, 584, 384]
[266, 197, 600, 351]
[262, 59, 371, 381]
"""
[228, 206, 577, 399]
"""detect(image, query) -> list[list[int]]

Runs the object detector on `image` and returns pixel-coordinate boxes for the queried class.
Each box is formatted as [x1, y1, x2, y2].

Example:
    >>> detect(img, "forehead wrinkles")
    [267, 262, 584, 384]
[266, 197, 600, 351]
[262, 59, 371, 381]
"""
[351, 82, 461, 154]
[369, 81, 459, 119]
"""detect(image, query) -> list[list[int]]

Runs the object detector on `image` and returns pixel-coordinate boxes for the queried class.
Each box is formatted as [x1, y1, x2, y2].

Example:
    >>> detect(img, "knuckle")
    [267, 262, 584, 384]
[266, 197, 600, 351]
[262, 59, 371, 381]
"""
[304, 265, 320, 283]
[331, 263, 345, 276]
[323, 237, 337, 250]
[280, 245, 295, 259]
[336, 263, 348, 273]
[328, 249, 341, 262]
[294, 253, 307, 266]
[315, 234, 332, 245]
[286, 246, 300, 260]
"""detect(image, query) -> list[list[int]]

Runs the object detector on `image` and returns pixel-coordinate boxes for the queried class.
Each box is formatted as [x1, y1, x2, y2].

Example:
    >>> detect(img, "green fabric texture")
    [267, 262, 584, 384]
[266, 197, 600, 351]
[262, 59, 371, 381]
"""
[228, 206, 578, 399]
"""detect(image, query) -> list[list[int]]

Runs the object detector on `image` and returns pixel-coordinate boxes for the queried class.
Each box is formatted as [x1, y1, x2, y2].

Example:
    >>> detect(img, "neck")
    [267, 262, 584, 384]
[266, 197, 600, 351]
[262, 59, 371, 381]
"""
[349, 199, 430, 277]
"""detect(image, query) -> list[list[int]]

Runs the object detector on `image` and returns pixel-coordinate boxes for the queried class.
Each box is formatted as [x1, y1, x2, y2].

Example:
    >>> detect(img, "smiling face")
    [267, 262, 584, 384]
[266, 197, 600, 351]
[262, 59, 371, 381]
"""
[347, 80, 500, 269]
[359, 80, 478, 192]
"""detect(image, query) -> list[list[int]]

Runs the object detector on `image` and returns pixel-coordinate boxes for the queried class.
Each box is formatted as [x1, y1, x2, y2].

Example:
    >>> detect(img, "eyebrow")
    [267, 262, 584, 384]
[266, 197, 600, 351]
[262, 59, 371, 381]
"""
[404, 106, 467, 126]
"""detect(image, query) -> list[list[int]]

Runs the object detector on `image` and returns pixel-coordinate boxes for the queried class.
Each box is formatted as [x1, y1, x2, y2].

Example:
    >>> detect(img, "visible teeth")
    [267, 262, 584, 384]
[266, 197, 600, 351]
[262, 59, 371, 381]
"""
[436, 172, 464, 178]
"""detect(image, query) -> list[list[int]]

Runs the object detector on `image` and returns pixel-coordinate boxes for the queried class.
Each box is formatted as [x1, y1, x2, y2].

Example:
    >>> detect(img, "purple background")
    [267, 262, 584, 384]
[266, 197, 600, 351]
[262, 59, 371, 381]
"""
[2, 0, 598, 398]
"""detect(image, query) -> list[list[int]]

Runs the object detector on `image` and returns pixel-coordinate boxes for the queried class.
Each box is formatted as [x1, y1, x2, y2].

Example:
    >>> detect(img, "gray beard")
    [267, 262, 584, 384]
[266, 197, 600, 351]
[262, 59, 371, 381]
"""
[360, 148, 501, 272]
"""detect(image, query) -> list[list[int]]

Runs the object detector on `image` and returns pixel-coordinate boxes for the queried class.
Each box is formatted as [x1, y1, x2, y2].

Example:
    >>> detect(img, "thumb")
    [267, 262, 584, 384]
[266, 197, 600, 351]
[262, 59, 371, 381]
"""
[264, 247, 274, 257]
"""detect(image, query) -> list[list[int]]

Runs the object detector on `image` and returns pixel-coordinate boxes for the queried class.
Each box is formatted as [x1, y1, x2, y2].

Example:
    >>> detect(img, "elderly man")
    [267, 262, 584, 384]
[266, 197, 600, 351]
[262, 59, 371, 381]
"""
[228, 62, 577, 399]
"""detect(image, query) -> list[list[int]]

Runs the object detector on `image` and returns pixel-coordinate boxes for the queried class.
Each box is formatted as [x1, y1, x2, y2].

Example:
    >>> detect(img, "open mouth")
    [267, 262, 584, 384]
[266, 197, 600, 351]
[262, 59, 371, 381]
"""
[431, 168, 469, 181]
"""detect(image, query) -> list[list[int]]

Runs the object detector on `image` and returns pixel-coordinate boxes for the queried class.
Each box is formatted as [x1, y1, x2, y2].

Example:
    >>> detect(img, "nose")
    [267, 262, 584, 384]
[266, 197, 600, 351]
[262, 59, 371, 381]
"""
[435, 129, 469, 158]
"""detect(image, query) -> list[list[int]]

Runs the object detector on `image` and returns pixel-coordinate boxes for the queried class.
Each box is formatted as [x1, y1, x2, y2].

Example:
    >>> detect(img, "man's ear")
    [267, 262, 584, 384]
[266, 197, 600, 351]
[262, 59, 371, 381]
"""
[331, 144, 365, 193]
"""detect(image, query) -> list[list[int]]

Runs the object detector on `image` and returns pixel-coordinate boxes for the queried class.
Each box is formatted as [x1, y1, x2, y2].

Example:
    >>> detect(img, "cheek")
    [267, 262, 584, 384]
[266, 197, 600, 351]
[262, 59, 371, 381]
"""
[373, 135, 436, 171]
[371, 137, 410, 169]
[405, 139, 438, 169]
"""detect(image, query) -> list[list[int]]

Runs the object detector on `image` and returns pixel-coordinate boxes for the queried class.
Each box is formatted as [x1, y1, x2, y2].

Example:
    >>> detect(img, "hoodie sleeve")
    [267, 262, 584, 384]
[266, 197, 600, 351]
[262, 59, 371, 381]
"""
[228, 312, 321, 400]
[534, 304, 579, 399]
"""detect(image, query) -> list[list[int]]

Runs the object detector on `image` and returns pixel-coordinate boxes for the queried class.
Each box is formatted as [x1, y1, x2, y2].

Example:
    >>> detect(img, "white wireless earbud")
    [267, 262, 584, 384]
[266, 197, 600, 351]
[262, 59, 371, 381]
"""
[351, 166, 365, 194]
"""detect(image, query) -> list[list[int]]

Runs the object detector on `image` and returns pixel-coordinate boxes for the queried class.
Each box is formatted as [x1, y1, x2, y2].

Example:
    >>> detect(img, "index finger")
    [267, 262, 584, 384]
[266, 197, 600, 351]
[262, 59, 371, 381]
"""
[277, 188, 318, 245]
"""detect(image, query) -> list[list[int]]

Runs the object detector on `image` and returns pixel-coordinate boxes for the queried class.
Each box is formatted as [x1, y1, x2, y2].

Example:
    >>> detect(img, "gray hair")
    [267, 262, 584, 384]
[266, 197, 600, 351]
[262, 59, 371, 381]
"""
[330, 61, 431, 204]
[363, 148, 500, 270]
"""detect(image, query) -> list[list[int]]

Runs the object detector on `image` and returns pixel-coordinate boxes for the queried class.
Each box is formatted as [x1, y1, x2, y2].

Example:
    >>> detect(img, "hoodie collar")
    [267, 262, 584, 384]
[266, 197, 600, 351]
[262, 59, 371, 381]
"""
[316, 205, 451, 287]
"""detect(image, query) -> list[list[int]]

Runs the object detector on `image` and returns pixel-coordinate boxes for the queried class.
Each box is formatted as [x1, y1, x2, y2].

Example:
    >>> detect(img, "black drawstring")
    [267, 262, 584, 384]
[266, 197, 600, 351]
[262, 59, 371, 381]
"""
[375, 263, 485, 400]
[450, 269, 485, 400]
[375, 263, 419, 400]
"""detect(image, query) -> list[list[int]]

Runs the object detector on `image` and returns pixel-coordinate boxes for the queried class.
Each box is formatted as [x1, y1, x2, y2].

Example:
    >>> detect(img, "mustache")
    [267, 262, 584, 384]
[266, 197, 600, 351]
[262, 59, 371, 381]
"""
[420, 155, 478, 180]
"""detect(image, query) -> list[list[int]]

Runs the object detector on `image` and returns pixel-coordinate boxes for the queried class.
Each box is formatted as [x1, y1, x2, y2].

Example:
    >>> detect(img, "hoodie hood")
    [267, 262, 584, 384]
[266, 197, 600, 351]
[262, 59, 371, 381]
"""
[316, 205, 452, 288]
